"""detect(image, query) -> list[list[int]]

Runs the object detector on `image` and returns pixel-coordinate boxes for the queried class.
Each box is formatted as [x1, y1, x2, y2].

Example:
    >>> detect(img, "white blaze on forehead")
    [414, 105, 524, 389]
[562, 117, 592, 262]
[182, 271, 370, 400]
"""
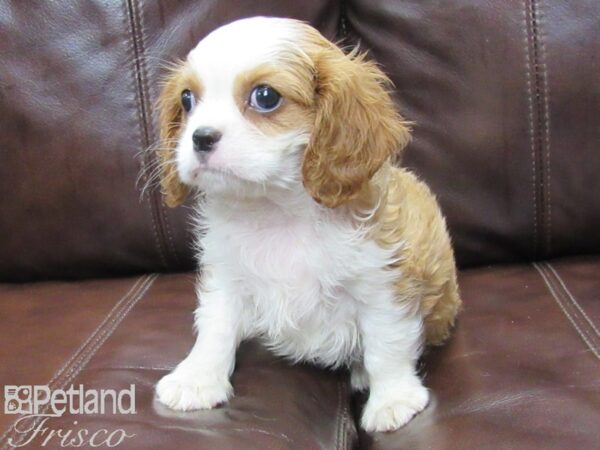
[187, 17, 304, 91]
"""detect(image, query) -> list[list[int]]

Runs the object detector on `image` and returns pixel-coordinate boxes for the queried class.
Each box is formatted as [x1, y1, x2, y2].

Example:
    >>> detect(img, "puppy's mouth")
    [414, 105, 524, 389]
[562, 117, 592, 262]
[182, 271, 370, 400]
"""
[190, 165, 237, 180]
[192, 153, 234, 175]
[204, 167, 235, 176]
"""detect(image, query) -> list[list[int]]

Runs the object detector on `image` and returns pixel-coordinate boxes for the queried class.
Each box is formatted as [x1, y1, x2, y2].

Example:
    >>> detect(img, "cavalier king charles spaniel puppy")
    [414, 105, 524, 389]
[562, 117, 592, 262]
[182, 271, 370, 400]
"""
[155, 17, 461, 432]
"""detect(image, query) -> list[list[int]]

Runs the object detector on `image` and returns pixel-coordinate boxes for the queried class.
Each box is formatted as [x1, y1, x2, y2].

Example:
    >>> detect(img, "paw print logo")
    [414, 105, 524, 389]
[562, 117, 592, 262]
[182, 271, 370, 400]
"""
[6, 399, 19, 412]
[4, 386, 32, 414]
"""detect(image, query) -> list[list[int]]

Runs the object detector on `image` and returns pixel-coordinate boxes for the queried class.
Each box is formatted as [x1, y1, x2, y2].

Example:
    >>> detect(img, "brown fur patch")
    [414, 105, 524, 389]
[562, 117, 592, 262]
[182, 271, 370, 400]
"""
[156, 63, 203, 207]
[372, 167, 462, 345]
[295, 24, 460, 342]
[295, 26, 411, 209]
[233, 64, 314, 136]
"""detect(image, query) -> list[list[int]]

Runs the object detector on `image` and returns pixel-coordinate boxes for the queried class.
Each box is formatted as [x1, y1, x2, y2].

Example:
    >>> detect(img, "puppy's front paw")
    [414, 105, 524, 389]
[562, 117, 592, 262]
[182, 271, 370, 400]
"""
[156, 370, 232, 411]
[361, 380, 429, 432]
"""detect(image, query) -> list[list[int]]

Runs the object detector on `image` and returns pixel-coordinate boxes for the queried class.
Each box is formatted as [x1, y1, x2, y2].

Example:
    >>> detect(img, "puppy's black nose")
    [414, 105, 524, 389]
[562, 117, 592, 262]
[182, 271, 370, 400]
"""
[192, 127, 222, 152]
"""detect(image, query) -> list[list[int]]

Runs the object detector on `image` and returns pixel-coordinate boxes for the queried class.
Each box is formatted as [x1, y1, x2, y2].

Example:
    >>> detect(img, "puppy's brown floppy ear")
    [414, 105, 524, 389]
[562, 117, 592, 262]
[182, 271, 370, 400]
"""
[302, 41, 411, 208]
[156, 66, 189, 207]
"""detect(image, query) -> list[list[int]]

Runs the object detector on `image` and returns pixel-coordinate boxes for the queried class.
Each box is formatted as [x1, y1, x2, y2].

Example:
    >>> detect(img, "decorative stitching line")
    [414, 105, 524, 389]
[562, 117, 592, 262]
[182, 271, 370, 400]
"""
[2, 275, 157, 449]
[161, 201, 180, 265]
[523, 0, 538, 256]
[91, 365, 176, 372]
[536, 2, 552, 255]
[542, 264, 600, 354]
[1, 275, 159, 449]
[340, 380, 352, 450]
[133, 0, 181, 266]
[125, 0, 168, 269]
[48, 275, 158, 392]
[533, 263, 600, 359]
[46, 276, 149, 389]
[538, 264, 600, 352]
[547, 263, 600, 336]
[0, 274, 147, 448]
[335, 379, 343, 450]
[536, 263, 600, 354]
[339, 0, 349, 40]
[530, 0, 544, 258]
[529, 0, 551, 258]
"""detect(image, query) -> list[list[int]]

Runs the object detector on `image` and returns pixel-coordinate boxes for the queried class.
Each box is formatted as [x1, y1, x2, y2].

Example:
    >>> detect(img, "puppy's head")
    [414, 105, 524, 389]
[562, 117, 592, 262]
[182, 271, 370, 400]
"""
[158, 17, 410, 208]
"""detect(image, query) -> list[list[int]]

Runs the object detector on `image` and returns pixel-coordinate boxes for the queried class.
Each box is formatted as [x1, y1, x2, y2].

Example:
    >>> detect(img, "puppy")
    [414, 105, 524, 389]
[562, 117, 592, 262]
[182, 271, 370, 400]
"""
[154, 17, 461, 432]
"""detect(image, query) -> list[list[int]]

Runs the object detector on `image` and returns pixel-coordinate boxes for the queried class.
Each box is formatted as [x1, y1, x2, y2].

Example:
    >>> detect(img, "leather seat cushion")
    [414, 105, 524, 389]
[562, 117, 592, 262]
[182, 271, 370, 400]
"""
[1, 258, 598, 449]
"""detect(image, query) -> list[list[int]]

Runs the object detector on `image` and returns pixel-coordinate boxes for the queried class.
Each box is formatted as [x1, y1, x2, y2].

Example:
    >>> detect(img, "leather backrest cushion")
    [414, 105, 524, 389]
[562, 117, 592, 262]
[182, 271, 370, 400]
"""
[0, 0, 340, 281]
[346, 0, 600, 267]
[1, 0, 598, 280]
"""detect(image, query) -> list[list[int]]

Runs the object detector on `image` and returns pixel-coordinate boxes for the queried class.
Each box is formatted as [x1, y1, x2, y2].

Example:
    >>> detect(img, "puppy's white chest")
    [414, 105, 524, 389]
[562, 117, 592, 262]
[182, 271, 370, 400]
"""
[232, 219, 317, 280]
[202, 203, 395, 367]
[216, 217, 368, 366]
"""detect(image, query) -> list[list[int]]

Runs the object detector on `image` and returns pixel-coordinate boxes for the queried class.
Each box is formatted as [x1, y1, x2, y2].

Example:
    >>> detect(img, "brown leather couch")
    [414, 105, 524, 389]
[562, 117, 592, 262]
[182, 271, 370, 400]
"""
[1, 1, 598, 449]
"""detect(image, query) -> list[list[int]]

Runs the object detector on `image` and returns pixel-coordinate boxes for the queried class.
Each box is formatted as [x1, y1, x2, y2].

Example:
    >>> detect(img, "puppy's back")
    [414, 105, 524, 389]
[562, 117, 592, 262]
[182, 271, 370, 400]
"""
[377, 167, 462, 345]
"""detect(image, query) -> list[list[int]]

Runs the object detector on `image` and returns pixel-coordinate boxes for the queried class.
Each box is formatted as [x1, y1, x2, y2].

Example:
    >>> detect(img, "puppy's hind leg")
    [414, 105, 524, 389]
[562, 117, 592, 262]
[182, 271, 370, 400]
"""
[358, 293, 429, 432]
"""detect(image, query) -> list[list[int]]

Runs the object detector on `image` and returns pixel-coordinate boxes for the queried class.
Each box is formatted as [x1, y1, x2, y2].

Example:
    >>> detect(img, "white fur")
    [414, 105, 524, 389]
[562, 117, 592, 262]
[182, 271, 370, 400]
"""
[156, 17, 429, 432]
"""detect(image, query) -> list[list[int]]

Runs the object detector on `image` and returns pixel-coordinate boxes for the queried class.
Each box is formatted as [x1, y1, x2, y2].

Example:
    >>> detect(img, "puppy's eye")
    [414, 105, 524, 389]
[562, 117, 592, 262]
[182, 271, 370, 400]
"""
[181, 89, 195, 113]
[249, 85, 282, 113]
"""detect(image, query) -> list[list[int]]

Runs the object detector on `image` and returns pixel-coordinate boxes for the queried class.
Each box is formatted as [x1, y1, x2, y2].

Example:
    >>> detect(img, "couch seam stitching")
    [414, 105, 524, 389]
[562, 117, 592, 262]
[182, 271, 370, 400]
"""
[530, 0, 544, 258]
[341, 382, 347, 450]
[0, 274, 156, 449]
[540, 264, 600, 351]
[523, 0, 538, 256]
[5, 275, 158, 449]
[334, 379, 343, 450]
[132, 0, 172, 267]
[341, 380, 351, 450]
[541, 11, 552, 255]
[49, 275, 158, 387]
[533, 263, 599, 359]
[125, 0, 168, 268]
[81, 365, 175, 371]
[535, 263, 600, 353]
[44, 276, 147, 388]
[0, 275, 147, 447]
[133, 0, 180, 266]
[339, 0, 348, 40]
[546, 263, 600, 336]
[529, 0, 549, 258]
[537, 2, 552, 255]
[3, 275, 157, 449]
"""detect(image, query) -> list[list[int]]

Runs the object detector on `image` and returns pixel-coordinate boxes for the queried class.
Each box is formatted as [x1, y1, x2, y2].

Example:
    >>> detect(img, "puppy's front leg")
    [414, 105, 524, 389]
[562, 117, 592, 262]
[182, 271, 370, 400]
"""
[358, 298, 429, 432]
[156, 274, 242, 411]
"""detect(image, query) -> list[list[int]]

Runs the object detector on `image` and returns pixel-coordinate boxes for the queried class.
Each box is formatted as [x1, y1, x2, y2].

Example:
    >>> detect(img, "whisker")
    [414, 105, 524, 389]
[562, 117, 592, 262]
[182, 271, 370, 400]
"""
[136, 142, 180, 199]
